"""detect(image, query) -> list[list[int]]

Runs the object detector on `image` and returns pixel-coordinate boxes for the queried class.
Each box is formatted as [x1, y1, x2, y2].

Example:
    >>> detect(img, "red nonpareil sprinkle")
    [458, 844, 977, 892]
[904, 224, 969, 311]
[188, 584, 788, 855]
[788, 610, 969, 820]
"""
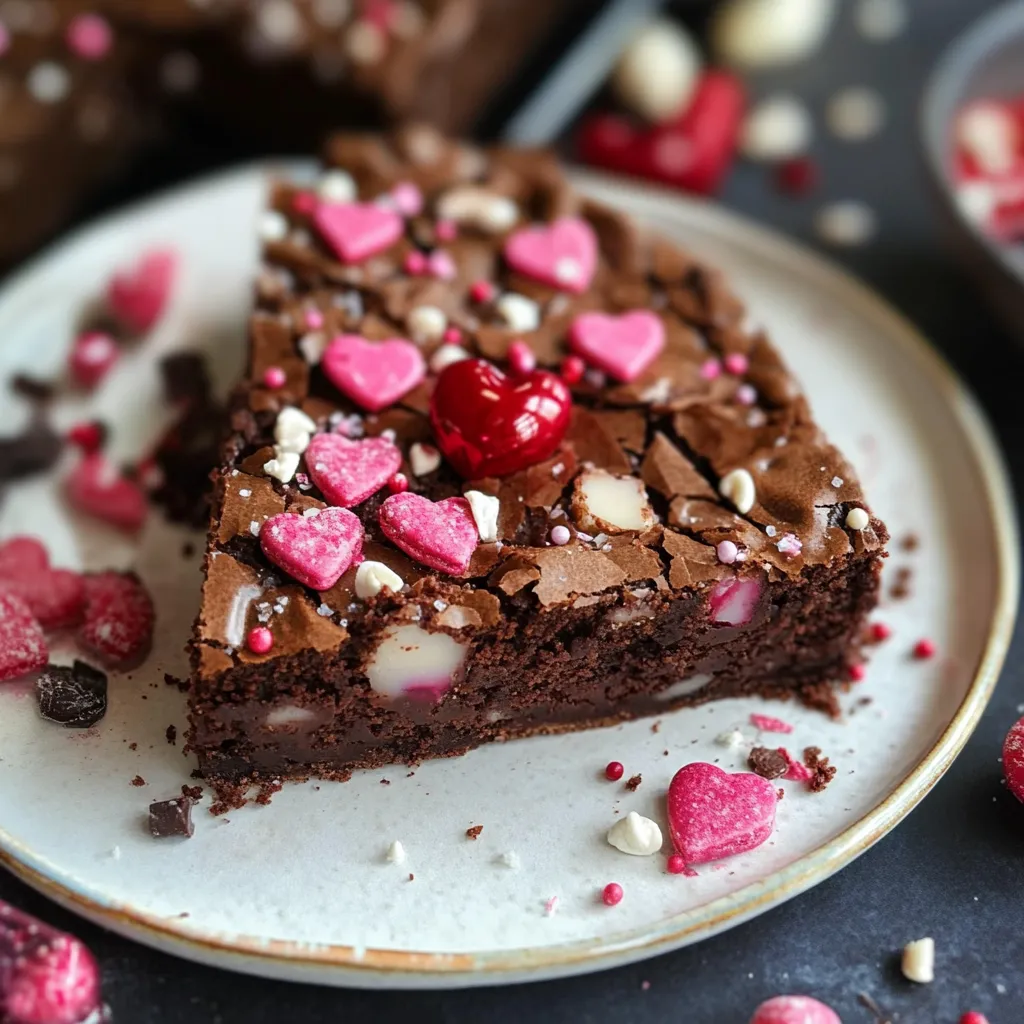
[960, 1013, 990, 1024]
[292, 191, 317, 215]
[470, 279, 496, 304]
[246, 626, 273, 655]
[602, 882, 623, 907]
[67, 421, 105, 453]
[699, 357, 722, 380]
[69, 331, 118, 389]
[560, 354, 585, 384]
[848, 663, 866, 682]
[750, 713, 793, 734]
[776, 156, 820, 196]
[913, 638, 936, 659]
[507, 341, 537, 376]
[403, 251, 427, 275]
[262, 366, 287, 389]
[723, 352, 749, 375]
[870, 621, 892, 642]
[604, 760, 624, 781]
[442, 326, 462, 344]
[666, 854, 687, 874]
[387, 473, 409, 494]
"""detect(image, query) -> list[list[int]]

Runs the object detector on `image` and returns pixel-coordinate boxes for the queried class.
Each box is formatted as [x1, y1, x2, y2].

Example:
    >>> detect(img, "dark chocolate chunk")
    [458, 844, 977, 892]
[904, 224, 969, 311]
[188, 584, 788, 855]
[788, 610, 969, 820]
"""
[159, 352, 211, 407]
[148, 796, 195, 838]
[35, 661, 108, 728]
[748, 746, 788, 780]
[11, 375, 55, 402]
[0, 416, 63, 484]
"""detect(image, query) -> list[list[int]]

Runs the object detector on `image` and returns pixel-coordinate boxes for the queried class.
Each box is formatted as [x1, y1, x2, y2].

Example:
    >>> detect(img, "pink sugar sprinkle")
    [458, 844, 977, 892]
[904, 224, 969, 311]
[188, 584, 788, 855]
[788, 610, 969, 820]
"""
[428, 250, 457, 280]
[262, 366, 287, 389]
[391, 181, 423, 218]
[724, 353, 749, 375]
[780, 747, 814, 783]
[544, 896, 559, 916]
[442, 326, 462, 344]
[750, 713, 793, 734]
[735, 384, 757, 406]
[67, 13, 112, 60]
[849, 663, 866, 682]
[716, 540, 738, 565]
[602, 883, 623, 907]
[435, 219, 458, 241]
[699, 358, 721, 381]
[247, 627, 273, 654]
[508, 340, 536, 376]
[470, 279, 496, 303]
[292, 191, 317, 215]
[776, 533, 803, 559]
[304, 309, 325, 330]
[550, 525, 571, 546]
[666, 854, 687, 874]
[561, 354, 585, 384]
[871, 621, 892, 642]
[388, 473, 409, 494]
[404, 251, 428, 275]
[913, 638, 936, 659]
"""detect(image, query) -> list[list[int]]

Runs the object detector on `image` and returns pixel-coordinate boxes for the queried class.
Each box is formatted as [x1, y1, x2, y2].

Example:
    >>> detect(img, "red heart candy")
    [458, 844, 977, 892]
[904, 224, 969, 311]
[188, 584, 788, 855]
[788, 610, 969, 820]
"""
[378, 493, 478, 575]
[260, 507, 363, 591]
[305, 432, 402, 508]
[429, 358, 572, 478]
[65, 453, 148, 532]
[569, 310, 665, 383]
[313, 201, 404, 264]
[0, 591, 48, 682]
[750, 996, 841, 1024]
[503, 217, 598, 294]
[78, 571, 155, 668]
[667, 762, 777, 864]
[0, 536, 85, 629]
[106, 248, 177, 333]
[322, 334, 426, 412]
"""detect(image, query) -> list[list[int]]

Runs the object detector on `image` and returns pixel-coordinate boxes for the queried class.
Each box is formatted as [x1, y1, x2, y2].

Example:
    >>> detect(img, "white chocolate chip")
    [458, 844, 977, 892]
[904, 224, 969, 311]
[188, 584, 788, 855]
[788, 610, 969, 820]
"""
[386, 840, 406, 864]
[318, 169, 357, 204]
[845, 507, 870, 531]
[301, 507, 321, 518]
[606, 811, 664, 857]
[274, 407, 317, 454]
[573, 470, 654, 534]
[298, 332, 328, 365]
[263, 450, 300, 483]
[259, 210, 289, 242]
[613, 20, 701, 124]
[345, 19, 385, 65]
[409, 442, 442, 477]
[430, 343, 471, 374]
[719, 468, 756, 515]
[465, 490, 500, 543]
[715, 728, 749, 749]
[407, 305, 448, 343]
[355, 561, 404, 600]
[712, 0, 837, 69]
[741, 95, 813, 162]
[901, 937, 935, 983]
[27, 62, 69, 103]
[436, 187, 519, 233]
[496, 293, 541, 332]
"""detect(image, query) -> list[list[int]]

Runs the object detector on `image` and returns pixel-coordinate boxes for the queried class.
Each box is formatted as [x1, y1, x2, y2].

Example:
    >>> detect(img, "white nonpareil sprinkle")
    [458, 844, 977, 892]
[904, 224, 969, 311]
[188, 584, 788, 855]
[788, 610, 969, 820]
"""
[498, 851, 521, 870]
[430, 343, 471, 374]
[407, 305, 448, 343]
[298, 332, 328, 365]
[496, 293, 541, 332]
[249, 520, 262, 537]
[740, 94, 813, 162]
[815, 201, 878, 247]
[855, 0, 907, 41]
[386, 840, 406, 864]
[27, 62, 69, 103]
[719, 468, 756, 515]
[715, 728, 748, 749]
[318, 169, 357, 204]
[436, 187, 519, 233]
[259, 210, 289, 242]
[263, 450, 300, 483]
[274, 406, 317, 454]
[301, 507, 321, 518]
[831, 476, 843, 488]
[355, 560, 404, 600]
[238, 489, 252, 498]
[901, 937, 935, 983]
[827, 86, 886, 141]
[845, 507, 870, 531]
[607, 811, 664, 856]
[409, 442, 442, 477]
[465, 490, 500, 543]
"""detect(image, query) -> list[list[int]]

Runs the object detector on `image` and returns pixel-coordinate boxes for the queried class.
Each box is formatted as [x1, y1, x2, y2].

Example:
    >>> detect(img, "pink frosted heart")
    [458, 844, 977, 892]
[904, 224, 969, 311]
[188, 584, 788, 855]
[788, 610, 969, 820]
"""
[709, 576, 763, 625]
[378, 493, 478, 575]
[749, 995, 841, 1024]
[322, 334, 426, 412]
[0, 591, 48, 683]
[106, 248, 177, 334]
[667, 762, 777, 864]
[569, 310, 665, 382]
[65, 453, 148, 533]
[313, 201, 404, 264]
[260, 507, 363, 591]
[305, 433, 402, 508]
[503, 217, 598, 294]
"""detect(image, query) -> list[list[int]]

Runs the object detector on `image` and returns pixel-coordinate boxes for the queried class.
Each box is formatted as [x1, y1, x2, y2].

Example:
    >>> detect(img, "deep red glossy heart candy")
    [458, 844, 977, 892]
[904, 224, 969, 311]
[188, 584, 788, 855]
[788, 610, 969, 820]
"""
[429, 359, 572, 479]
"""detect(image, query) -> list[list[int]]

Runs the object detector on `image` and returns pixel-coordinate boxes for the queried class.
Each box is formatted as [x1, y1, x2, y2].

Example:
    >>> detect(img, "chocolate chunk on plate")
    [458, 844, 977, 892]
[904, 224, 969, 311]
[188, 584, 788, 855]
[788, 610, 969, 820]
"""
[35, 661, 108, 728]
[148, 796, 195, 839]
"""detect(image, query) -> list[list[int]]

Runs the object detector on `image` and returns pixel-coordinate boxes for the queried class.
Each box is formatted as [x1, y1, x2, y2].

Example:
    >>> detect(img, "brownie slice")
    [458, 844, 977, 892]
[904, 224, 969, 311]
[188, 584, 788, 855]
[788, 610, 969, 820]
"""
[188, 124, 887, 803]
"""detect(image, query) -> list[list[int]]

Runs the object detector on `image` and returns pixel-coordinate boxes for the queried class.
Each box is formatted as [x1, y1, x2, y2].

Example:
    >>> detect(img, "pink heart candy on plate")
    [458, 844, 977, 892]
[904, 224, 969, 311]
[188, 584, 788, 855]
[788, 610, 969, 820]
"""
[65, 453, 148, 533]
[260, 507, 363, 591]
[503, 216, 598, 294]
[667, 761, 777, 864]
[313, 201, 404, 264]
[0, 536, 84, 629]
[569, 310, 665, 382]
[305, 432, 402, 508]
[322, 334, 426, 413]
[106, 248, 177, 334]
[378, 493, 478, 575]
[749, 995, 841, 1024]
[0, 591, 48, 683]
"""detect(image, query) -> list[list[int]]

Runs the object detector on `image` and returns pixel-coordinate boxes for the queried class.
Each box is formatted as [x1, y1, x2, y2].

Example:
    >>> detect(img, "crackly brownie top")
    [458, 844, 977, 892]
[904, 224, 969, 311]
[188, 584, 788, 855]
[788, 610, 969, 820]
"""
[195, 124, 885, 672]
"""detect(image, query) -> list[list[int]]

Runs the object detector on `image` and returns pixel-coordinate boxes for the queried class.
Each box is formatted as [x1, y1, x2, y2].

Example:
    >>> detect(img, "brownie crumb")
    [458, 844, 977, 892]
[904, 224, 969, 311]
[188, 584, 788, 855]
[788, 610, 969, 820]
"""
[625, 773, 642, 791]
[131, 775, 146, 787]
[900, 533, 920, 552]
[164, 672, 189, 691]
[777, 787, 785, 800]
[181, 542, 195, 558]
[181, 784, 202, 801]
[379, 778, 391, 785]
[255, 779, 283, 805]
[890, 566, 912, 600]
[11, 374, 55, 402]
[128, 743, 138, 751]
[651, 721, 661, 734]
[148, 796, 195, 838]
[748, 746, 788, 780]
[166, 725, 177, 745]
[803, 746, 837, 792]
[408, 873, 415, 882]
[466, 825, 483, 840]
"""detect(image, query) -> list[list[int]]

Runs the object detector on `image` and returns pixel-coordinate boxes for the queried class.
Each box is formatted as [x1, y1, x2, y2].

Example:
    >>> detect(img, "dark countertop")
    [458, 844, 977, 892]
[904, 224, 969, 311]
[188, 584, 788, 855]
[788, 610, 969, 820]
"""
[3, 0, 1024, 1020]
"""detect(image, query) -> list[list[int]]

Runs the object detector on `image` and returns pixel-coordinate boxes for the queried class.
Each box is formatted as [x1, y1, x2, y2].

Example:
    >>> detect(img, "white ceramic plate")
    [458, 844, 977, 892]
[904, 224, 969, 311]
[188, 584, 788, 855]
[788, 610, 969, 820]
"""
[0, 165, 1016, 989]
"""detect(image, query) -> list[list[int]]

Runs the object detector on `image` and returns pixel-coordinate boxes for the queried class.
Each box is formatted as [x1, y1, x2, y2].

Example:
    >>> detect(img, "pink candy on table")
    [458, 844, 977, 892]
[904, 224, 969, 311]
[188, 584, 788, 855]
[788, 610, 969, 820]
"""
[313, 201, 403, 264]
[0, 591, 48, 683]
[65, 453, 148, 533]
[749, 995, 840, 1024]
[378, 493, 478, 576]
[779, 748, 814, 784]
[106, 248, 177, 334]
[66, 12, 113, 60]
[69, 332, 118, 389]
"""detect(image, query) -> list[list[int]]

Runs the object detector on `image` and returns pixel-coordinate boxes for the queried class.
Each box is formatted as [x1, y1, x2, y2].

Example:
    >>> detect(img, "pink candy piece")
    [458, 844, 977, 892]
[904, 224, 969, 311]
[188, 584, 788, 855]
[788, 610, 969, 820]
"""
[69, 331, 118, 389]
[313, 201, 403, 264]
[391, 181, 423, 217]
[724, 353, 749, 375]
[378, 493, 478, 575]
[750, 713, 793, 734]
[66, 12, 112, 60]
[736, 384, 757, 406]
[569, 310, 665, 383]
[292, 191, 317, 216]
[106, 248, 177, 333]
[404, 251, 428, 275]
[776, 533, 803, 559]
[470, 280, 496, 303]
[668, 762, 777, 864]
[708, 576, 762, 626]
[435, 219, 458, 241]
[304, 309, 325, 330]
[246, 626, 273, 655]
[503, 217, 598, 295]
[305, 432, 402, 508]
[1002, 715, 1024, 802]
[716, 540, 738, 565]
[65, 453, 148, 533]
[550, 525, 571, 546]
[700, 358, 722, 381]
[0, 592, 47, 683]
[78, 572, 155, 669]
[779, 748, 814, 783]
[262, 366, 287, 389]
[0, 537, 84, 629]
[322, 334, 426, 413]
[507, 340, 537, 376]
[749, 995, 841, 1024]
[428, 250, 457, 280]
[261, 507, 363, 591]
[601, 883, 623, 907]
[0, 899, 103, 1024]
[443, 326, 462, 344]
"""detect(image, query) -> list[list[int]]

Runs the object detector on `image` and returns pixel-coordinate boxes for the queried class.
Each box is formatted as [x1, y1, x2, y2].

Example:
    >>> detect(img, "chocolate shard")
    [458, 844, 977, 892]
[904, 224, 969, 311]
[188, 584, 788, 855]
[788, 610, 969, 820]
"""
[35, 661, 108, 729]
[148, 796, 195, 839]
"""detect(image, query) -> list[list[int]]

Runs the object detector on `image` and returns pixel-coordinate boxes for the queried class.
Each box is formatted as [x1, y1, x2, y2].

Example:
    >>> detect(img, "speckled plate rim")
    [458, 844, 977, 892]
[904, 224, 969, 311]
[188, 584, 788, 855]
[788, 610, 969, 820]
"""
[0, 165, 1017, 989]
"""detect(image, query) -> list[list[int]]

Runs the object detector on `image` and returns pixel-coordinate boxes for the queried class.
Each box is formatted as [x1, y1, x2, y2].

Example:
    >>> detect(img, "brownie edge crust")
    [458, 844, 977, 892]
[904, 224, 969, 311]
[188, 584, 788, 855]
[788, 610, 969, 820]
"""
[188, 124, 887, 801]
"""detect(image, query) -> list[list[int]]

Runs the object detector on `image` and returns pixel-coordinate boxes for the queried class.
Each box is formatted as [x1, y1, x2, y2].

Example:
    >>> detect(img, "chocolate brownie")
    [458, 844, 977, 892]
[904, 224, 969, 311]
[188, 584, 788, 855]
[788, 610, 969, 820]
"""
[188, 125, 887, 801]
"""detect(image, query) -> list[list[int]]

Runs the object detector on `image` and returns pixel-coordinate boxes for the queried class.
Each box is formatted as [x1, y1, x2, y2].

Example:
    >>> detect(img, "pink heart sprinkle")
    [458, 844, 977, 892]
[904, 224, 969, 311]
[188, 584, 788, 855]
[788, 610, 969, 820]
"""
[106, 248, 177, 334]
[65, 454, 148, 533]
[322, 334, 426, 412]
[305, 432, 402, 508]
[503, 217, 598, 294]
[569, 310, 665, 383]
[750, 713, 793, 734]
[709, 576, 763, 625]
[378, 493, 479, 575]
[667, 762, 777, 864]
[749, 995, 841, 1024]
[313, 201, 403, 264]
[779, 748, 814, 784]
[261, 508, 363, 591]
[0, 591, 48, 683]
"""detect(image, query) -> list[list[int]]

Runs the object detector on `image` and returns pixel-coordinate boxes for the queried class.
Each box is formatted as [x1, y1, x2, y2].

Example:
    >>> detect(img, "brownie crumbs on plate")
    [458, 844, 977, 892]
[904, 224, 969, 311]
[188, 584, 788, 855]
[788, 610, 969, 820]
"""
[466, 825, 483, 840]
[130, 775, 146, 787]
[166, 724, 177, 745]
[626, 774, 643, 792]
[900, 533, 920, 552]
[748, 746, 788, 780]
[890, 566, 912, 600]
[181, 784, 203, 801]
[164, 672, 189, 692]
[148, 795, 195, 839]
[804, 746, 837, 792]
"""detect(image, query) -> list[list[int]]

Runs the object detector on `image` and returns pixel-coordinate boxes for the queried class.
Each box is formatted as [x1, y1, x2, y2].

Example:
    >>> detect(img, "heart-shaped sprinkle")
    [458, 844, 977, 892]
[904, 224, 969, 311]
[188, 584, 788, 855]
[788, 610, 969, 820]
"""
[260, 507, 364, 590]
[313, 201, 403, 264]
[0, 536, 85, 629]
[79, 572, 155, 668]
[378, 493, 478, 575]
[569, 311, 665, 382]
[65, 453, 148, 533]
[322, 334, 426, 412]
[106, 248, 177, 334]
[503, 217, 598, 294]
[0, 591, 48, 682]
[305, 432, 402, 507]
[667, 761, 777, 864]
[749, 996, 841, 1024]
